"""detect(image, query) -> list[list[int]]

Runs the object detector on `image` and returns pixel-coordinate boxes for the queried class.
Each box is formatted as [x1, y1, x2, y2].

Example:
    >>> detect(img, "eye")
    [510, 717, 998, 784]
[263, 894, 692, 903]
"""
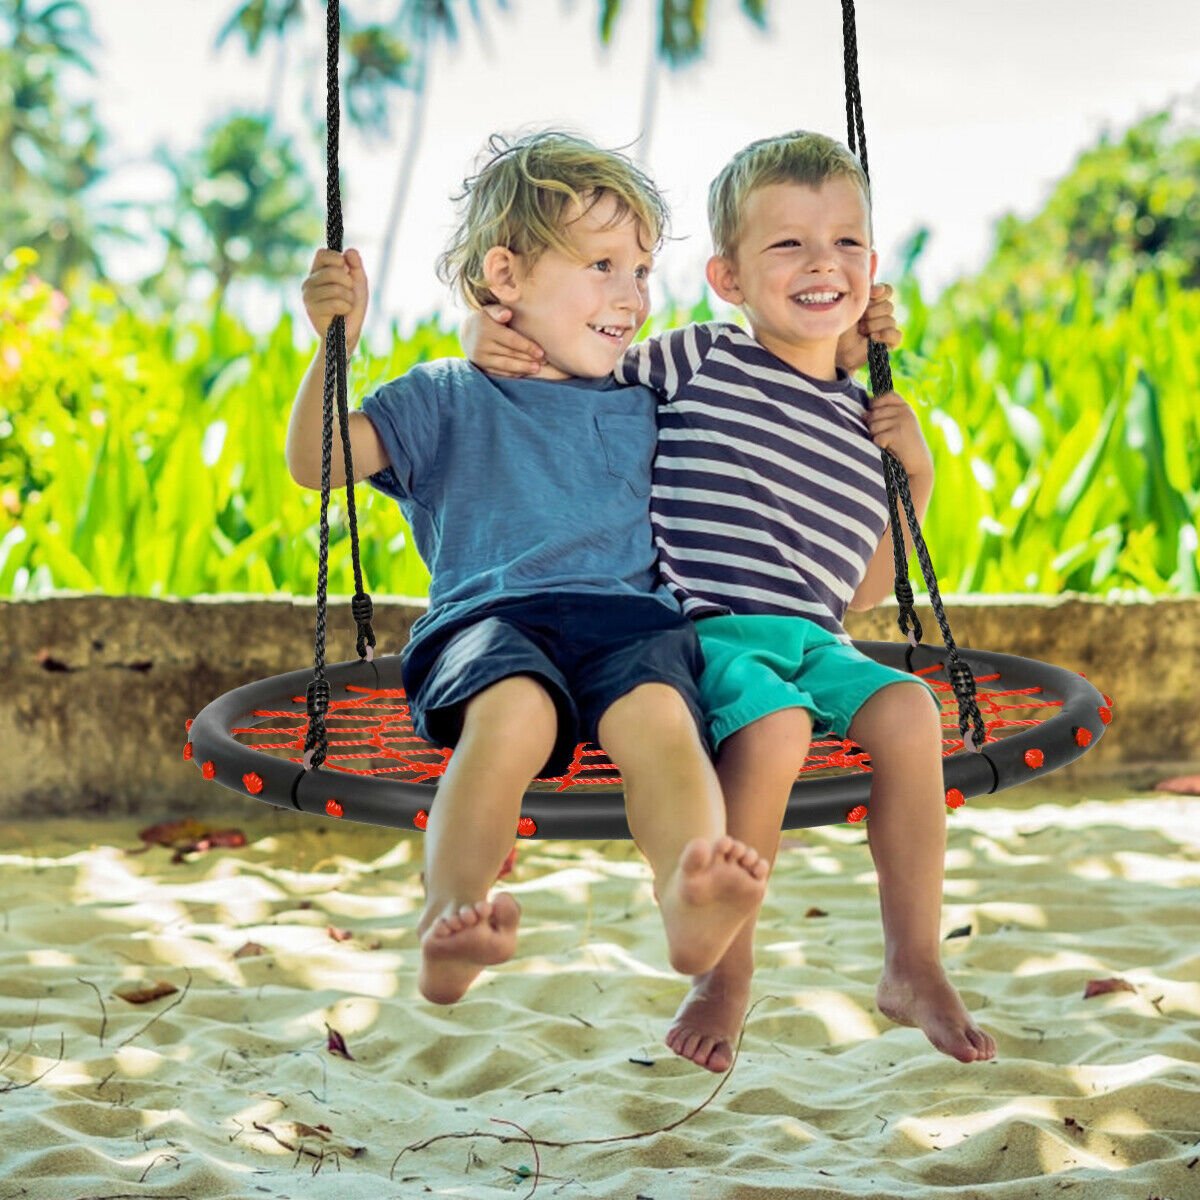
[634, 264, 651, 281]
[772, 239, 800, 249]
[838, 238, 863, 247]
[590, 258, 612, 272]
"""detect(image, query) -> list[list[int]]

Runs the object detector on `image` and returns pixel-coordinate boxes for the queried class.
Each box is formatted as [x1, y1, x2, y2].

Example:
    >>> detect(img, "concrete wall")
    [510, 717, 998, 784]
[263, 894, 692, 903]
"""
[0, 593, 1194, 818]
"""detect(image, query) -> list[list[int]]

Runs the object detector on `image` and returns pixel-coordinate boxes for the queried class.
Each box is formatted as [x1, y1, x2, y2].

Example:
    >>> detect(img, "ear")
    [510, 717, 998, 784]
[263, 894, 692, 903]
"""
[482, 245, 523, 305]
[705, 254, 744, 305]
[868, 248, 879, 285]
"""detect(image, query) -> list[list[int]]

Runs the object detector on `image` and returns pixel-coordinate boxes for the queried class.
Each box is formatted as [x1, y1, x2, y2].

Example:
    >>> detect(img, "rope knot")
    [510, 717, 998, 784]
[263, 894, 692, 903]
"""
[306, 677, 331, 719]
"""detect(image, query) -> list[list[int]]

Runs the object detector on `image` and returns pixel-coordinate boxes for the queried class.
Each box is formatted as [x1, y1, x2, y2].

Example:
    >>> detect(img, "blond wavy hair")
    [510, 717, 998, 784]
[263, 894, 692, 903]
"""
[437, 129, 669, 309]
[708, 130, 872, 258]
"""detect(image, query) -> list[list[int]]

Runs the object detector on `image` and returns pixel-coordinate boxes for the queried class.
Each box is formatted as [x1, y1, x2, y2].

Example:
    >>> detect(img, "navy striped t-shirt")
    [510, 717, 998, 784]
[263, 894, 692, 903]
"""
[615, 321, 890, 645]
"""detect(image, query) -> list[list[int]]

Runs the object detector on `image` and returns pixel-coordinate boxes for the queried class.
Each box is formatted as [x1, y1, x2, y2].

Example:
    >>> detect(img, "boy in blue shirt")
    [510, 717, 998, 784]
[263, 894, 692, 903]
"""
[466, 131, 997, 1068]
[287, 131, 771, 1007]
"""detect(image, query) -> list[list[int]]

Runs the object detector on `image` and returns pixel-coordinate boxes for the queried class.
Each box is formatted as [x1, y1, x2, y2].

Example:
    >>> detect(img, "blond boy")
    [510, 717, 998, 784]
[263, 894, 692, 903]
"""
[287, 131, 769, 1008]
[466, 131, 997, 1068]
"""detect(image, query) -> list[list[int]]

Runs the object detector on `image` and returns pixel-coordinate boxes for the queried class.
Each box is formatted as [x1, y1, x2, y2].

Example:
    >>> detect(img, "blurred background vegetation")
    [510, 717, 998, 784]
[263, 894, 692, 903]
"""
[2, 0, 1198, 601]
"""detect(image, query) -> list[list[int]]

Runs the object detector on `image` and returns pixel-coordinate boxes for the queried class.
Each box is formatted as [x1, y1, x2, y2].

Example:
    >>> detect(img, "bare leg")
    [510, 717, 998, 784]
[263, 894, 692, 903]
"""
[416, 675, 557, 1005]
[597, 683, 770, 976]
[850, 683, 997, 1063]
[666, 708, 812, 1072]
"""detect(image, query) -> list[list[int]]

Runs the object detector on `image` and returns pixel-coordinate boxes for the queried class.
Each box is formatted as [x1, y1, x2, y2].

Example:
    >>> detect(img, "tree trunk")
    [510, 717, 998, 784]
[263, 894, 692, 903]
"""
[267, 32, 288, 126]
[370, 48, 432, 341]
[636, 40, 661, 164]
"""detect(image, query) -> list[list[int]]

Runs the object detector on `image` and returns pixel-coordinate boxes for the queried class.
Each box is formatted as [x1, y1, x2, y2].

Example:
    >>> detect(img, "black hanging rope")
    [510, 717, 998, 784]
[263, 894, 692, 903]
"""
[304, 0, 376, 771]
[840, 0, 986, 753]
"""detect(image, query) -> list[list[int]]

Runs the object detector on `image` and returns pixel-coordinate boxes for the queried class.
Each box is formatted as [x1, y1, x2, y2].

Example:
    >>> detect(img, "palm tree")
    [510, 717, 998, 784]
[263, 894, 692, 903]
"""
[0, 0, 136, 287]
[368, 0, 504, 340]
[596, 0, 768, 163]
[150, 114, 322, 320]
[214, 0, 307, 126]
[338, 20, 414, 140]
[215, 1, 419, 336]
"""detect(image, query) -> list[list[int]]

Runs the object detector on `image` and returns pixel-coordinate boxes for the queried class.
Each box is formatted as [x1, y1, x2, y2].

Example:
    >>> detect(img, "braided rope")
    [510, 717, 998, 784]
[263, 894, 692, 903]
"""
[840, 0, 986, 752]
[305, 0, 376, 770]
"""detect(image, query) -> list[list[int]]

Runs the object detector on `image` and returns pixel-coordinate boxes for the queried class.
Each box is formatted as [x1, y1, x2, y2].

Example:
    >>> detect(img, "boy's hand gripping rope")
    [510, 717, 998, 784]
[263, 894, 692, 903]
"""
[841, 0, 987, 753]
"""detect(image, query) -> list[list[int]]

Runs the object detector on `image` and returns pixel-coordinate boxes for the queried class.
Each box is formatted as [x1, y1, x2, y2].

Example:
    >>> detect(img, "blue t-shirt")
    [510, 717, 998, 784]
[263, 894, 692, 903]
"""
[360, 359, 677, 656]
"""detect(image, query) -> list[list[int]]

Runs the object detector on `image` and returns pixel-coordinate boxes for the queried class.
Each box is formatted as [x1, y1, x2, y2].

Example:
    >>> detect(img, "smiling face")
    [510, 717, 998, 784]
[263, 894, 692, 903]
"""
[705, 176, 877, 379]
[483, 191, 653, 380]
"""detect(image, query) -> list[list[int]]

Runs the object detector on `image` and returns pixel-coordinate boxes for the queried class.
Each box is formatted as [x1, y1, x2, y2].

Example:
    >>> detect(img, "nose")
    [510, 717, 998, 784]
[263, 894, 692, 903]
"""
[800, 242, 837, 271]
[612, 269, 646, 310]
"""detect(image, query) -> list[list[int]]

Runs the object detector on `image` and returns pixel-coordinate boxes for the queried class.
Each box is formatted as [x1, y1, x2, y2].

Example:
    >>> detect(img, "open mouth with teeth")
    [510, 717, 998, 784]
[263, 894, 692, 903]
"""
[589, 323, 631, 342]
[791, 290, 845, 310]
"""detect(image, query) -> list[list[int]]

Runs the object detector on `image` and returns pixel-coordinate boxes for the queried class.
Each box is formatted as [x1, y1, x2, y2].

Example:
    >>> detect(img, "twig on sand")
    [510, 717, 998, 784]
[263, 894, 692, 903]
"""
[76, 976, 109, 1045]
[0, 1033, 64, 1093]
[136, 1153, 180, 1183]
[389, 994, 778, 1196]
[1, 1000, 65, 1093]
[114, 971, 192, 1050]
[251, 1121, 346, 1175]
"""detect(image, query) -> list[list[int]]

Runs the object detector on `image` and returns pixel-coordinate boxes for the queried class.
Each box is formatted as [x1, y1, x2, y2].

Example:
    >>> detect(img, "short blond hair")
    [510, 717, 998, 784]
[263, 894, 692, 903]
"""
[437, 129, 669, 309]
[708, 130, 872, 258]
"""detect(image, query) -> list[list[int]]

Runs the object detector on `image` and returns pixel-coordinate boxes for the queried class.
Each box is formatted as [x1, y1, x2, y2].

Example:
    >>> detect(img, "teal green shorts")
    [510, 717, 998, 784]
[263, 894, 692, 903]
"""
[696, 614, 941, 751]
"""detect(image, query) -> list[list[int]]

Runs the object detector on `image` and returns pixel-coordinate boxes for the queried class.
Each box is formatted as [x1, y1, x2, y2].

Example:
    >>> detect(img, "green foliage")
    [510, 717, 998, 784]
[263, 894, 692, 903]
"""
[887, 267, 1199, 597]
[0, 246, 447, 598]
[2, 232, 1198, 601]
[935, 108, 1200, 328]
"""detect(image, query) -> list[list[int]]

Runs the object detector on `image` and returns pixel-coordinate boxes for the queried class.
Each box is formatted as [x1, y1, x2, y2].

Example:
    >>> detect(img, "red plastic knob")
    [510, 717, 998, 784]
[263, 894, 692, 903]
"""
[945, 787, 965, 809]
[414, 809, 428, 831]
[1098, 706, 1112, 725]
[242, 772, 264, 795]
[201, 760, 216, 780]
[182, 741, 194, 761]
[1023, 748, 1044, 770]
[1073, 727, 1093, 748]
[325, 798, 344, 818]
[517, 816, 537, 838]
[846, 804, 868, 823]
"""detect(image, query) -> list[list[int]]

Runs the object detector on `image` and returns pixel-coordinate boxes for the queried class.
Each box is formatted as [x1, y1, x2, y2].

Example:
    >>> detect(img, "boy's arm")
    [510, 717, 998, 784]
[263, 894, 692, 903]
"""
[849, 389, 934, 612]
[286, 338, 391, 490]
[459, 306, 544, 377]
[617, 323, 717, 396]
[290, 247, 392, 490]
[847, 465, 934, 612]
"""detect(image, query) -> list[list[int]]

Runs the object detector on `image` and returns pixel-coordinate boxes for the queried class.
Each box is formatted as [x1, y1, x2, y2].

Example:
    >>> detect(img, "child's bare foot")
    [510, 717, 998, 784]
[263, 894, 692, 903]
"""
[656, 837, 768, 976]
[665, 961, 752, 1073]
[418, 894, 521, 1005]
[876, 961, 997, 1063]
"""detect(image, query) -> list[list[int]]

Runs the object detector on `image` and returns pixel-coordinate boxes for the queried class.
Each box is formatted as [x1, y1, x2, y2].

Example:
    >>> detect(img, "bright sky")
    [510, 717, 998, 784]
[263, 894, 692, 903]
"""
[84, 0, 1198, 340]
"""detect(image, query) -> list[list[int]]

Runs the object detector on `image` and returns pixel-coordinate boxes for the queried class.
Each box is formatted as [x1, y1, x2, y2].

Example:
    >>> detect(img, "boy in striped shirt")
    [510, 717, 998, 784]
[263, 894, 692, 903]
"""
[465, 130, 996, 1070]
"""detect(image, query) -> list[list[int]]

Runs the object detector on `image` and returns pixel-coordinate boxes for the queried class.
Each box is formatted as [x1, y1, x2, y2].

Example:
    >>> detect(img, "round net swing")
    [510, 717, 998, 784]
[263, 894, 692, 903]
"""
[185, 0, 1112, 839]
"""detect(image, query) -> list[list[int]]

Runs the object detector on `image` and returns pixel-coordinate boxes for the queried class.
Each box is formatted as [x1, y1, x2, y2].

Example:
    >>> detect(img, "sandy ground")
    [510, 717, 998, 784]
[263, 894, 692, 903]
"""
[0, 782, 1196, 1200]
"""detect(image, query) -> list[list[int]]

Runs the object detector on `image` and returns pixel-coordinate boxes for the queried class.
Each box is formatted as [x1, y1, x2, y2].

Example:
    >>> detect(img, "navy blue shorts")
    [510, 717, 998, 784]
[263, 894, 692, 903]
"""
[400, 593, 710, 779]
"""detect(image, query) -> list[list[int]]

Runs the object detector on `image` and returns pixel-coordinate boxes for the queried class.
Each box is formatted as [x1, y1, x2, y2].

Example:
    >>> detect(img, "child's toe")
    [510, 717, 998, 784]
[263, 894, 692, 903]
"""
[968, 1027, 995, 1059]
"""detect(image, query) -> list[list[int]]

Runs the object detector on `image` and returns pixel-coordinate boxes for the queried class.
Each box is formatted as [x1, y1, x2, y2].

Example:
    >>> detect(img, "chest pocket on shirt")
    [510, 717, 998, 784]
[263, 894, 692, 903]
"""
[594, 415, 651, 497]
